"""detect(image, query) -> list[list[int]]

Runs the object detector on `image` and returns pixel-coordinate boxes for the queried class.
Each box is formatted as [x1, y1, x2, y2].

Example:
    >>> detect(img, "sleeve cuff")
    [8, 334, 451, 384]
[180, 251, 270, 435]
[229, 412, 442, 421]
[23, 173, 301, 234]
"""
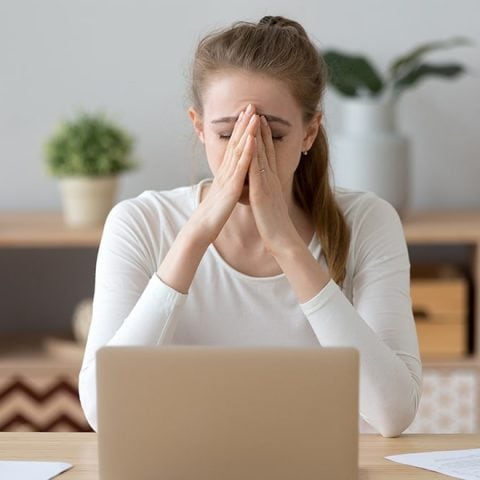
[107, 273, 188, 346]
[153, 272, 188, 306]
[299, 278, 340, 316]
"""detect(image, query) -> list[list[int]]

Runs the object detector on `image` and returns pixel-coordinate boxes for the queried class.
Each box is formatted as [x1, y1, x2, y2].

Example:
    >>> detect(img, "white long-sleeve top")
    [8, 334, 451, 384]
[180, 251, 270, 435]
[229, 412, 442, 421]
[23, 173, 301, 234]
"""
[79, 177, 422, 436]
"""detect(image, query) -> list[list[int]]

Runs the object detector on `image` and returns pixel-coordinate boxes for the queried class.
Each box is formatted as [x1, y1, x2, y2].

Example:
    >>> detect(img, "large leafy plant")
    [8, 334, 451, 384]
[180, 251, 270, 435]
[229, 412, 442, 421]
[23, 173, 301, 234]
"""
[323, 37, 470, 102]
[45, 111, 136, 176]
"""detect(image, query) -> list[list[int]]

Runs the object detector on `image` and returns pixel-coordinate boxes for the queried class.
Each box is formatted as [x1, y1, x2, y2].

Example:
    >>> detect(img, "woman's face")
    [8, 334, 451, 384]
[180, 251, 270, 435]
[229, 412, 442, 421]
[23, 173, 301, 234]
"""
[189, 71, 321, 199]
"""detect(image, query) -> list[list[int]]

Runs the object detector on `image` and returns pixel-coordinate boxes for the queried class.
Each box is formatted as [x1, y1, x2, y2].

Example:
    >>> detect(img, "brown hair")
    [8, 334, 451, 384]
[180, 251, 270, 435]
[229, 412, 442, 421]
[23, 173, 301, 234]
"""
[190, 15, 350, 284]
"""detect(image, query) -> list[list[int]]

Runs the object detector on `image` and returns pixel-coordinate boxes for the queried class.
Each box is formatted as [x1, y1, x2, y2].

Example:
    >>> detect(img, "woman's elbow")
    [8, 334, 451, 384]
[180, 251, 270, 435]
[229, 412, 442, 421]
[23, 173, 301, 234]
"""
[377, 413, 414, 438]
[78, 367, 99, 432]
[377, 393, 420, 438]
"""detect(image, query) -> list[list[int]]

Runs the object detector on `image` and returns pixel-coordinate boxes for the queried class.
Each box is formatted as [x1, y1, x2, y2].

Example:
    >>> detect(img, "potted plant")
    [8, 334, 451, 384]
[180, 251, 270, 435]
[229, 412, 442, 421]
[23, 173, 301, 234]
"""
[323, 37, 470, 213]
[44, 111, 136, 227]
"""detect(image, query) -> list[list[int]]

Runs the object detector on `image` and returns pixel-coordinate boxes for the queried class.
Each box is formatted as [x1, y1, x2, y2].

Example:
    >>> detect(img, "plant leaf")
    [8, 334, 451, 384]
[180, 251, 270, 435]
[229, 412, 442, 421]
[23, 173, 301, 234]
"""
[389, 37, 471, 79]
[323, 50, 384, 97]
[393, 62, 466, 93]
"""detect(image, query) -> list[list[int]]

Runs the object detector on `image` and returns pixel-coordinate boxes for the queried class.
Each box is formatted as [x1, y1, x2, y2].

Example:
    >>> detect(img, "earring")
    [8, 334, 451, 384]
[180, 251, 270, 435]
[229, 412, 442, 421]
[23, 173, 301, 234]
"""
[302, 150, 308, 156]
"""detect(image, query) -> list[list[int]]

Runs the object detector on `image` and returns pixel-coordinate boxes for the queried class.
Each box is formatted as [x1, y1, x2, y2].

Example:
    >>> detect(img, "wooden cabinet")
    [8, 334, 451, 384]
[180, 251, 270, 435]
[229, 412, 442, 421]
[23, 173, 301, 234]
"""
[411, 267, 468, 357]
[402, 211, 480, 433]
[0, 213, 102, 432]
[403, 211, 480, 362]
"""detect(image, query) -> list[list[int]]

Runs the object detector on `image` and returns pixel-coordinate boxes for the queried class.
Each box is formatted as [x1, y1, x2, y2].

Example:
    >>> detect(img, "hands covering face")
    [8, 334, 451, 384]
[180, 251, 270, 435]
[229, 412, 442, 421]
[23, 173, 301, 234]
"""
[202, 102, 300, 254]
[219, 103, 279, 189]
[229, 104, 299, 254]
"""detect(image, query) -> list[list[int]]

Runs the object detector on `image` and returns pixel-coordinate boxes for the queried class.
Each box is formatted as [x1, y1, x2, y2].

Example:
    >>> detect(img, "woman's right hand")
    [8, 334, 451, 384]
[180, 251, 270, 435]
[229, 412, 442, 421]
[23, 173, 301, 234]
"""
[156, 105, 259, 294]
[187, 104, 259, 246]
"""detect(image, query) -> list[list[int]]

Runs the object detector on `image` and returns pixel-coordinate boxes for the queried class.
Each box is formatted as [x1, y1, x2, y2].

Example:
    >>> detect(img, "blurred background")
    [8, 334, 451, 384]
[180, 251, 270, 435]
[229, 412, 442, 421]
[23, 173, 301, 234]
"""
[0, 0, 479, 433]
[1, 0, 478, 210]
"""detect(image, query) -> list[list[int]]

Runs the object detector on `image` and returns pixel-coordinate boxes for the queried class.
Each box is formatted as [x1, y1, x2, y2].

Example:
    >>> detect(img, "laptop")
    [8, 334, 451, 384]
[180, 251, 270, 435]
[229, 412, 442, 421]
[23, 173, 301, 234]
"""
[96, 346, 359, 480]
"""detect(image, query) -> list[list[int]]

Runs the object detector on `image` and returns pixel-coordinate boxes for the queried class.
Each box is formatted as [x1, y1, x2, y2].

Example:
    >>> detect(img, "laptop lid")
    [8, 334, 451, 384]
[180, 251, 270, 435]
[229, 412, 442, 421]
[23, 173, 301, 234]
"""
[97, 346, 359, 480]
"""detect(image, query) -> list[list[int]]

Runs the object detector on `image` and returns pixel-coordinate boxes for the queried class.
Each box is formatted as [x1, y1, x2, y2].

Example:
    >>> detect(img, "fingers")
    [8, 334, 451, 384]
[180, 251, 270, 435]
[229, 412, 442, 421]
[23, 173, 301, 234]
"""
[224, 110, 259, 177]
[213, 104, 259, 189]
[259, 115, 276, 173]
[248, 132, 261, 182]
[230, 105, 252, 146]
[234, 114, 258, 159]
[235, 133, 256, 176]
[255, 121, 267, 169]
[249, 115, 275, 177]
[229, 105, 258, 154]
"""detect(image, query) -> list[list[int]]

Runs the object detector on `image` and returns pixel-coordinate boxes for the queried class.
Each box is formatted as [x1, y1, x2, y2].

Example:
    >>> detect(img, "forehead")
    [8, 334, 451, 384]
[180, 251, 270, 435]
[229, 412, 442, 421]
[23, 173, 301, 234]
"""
[202, 71, 302, 122]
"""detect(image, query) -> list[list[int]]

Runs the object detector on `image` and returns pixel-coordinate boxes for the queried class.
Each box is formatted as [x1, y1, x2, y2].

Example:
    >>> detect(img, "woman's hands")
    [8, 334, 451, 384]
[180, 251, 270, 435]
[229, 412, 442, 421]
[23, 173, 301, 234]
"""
[187, 104, 260, 246]
[158, 105, 260, 294]
[159, 104, 323, 297]
[159, 103, 307, 295]
[188, 103, 299, 255]
[246, 112, 331, 301]
[247, 113, 299, 255]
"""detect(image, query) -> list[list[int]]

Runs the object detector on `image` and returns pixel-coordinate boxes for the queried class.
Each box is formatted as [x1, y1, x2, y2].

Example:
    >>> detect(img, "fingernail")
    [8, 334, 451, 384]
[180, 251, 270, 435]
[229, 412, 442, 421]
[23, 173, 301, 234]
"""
[238, 111, 244, 121]
[248, 114, 257, 124]
[261, 115, 268, 126]
[246, 104, 253, 113]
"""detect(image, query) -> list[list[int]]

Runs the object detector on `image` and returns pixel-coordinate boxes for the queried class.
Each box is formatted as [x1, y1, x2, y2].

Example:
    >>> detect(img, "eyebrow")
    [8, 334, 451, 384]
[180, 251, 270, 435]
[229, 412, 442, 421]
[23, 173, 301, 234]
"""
[211, 113, 292, 127]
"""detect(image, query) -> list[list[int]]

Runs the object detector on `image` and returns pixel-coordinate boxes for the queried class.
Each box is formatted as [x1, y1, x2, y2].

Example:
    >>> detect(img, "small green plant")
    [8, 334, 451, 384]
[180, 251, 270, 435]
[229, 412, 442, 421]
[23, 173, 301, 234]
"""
[323, 37, 471, 102]
[44, 111, 136, 176]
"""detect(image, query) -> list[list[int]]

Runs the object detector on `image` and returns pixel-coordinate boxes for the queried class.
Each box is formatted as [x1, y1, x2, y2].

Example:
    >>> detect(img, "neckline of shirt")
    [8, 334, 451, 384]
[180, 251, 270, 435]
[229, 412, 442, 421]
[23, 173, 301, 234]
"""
[193, 177, 320, 283]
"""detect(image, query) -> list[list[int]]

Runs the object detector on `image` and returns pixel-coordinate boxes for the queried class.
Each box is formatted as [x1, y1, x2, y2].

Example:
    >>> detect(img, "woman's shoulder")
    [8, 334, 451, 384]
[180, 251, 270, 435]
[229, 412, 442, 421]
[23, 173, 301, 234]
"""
[129, 182, 198, 210]
[110, 182, 200, 221]
[333, 186, 401, 227]
[103, 181, 203, 239]
[333, 186, 407, 276]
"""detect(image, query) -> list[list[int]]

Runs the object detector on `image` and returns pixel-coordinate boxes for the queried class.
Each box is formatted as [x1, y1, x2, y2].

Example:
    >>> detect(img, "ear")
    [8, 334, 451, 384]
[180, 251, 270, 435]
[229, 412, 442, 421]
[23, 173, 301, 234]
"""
[188, 107, 205, 144]
[302, 111, 323, 151]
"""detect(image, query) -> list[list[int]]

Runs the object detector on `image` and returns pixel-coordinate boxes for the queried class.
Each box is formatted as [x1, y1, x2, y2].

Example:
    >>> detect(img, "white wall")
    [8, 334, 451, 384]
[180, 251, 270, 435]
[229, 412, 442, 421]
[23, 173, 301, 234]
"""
[1, 0, 478, 211]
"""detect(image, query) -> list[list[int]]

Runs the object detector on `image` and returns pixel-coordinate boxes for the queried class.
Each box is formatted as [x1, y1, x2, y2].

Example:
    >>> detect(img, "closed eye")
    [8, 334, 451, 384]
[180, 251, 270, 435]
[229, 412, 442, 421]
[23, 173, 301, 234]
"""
[218, 134, 284, 141]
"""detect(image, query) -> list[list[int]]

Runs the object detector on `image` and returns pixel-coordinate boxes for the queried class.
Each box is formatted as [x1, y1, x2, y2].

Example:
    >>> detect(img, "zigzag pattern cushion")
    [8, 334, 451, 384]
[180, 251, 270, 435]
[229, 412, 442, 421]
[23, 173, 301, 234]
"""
[0, 373, 91, 432]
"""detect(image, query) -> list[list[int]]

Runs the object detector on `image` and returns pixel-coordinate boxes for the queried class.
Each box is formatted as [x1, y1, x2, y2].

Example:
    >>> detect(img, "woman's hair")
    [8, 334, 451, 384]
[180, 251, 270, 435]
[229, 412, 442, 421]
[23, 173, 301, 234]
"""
[190, 15, 350, 285]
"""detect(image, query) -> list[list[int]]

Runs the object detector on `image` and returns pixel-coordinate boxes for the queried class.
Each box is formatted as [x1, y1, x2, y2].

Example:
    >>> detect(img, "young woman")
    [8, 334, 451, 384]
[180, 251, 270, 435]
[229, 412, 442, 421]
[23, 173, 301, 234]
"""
[79, 15, 421, 436]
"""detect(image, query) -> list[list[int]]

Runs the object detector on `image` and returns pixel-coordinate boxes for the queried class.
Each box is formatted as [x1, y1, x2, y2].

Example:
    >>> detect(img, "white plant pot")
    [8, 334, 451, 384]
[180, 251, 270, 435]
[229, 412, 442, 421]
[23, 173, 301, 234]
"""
[330, 97, 409, 214]
[58, 175, 118, 227]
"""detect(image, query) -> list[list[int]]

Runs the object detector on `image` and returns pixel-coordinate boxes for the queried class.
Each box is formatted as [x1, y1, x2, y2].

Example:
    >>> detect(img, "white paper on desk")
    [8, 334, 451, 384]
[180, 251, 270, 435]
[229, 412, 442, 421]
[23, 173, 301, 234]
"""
[386, 448, 480, 479]
[0, 461, 72, 479]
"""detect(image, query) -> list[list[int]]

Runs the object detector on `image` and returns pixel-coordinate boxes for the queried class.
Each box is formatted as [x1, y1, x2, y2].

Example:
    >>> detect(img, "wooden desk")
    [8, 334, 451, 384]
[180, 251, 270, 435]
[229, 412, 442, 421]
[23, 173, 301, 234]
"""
[1, 433, 479, 479]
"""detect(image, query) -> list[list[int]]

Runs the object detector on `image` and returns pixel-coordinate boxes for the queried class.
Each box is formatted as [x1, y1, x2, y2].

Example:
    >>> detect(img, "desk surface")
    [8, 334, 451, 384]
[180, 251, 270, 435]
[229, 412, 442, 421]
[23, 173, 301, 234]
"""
[1, 433, 479, 479]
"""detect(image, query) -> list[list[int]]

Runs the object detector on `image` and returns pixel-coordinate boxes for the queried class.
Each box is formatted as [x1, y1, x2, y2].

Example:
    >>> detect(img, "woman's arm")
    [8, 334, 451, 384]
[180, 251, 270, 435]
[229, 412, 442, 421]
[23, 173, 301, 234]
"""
[78, 198, 208, 431]
[78, 200, 214, 431]
[79, 114, 261, 431]
[271, 195, 421, 437]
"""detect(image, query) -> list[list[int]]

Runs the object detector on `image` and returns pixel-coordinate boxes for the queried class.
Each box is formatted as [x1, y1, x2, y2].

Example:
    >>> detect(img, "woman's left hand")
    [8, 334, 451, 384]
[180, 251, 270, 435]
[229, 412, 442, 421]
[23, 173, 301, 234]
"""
[248, 115, 299, 255]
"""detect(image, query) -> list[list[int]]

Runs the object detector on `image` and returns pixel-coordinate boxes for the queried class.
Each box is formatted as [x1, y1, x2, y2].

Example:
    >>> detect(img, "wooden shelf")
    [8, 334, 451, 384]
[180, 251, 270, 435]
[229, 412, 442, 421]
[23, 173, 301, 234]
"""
[0, 334, 84, 370]
[422, 356, 480, 369]
[2, 210, 479, 247]
[0, 212, 103, 248]
[403, 210, 480, 244]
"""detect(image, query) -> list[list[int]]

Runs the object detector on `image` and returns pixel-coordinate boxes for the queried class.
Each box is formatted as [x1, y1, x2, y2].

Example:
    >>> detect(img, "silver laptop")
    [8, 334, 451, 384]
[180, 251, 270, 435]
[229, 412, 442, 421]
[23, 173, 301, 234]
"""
[97, 346, 359, 480]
